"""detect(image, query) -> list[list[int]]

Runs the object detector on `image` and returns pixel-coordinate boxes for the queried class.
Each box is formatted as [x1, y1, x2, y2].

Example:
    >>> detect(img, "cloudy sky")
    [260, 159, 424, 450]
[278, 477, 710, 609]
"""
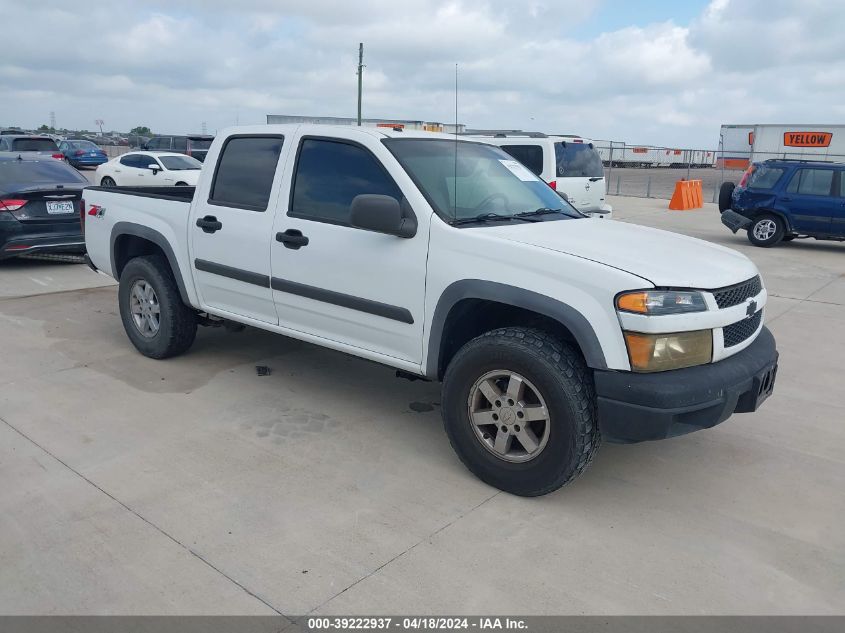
[1, 0, 842, 147]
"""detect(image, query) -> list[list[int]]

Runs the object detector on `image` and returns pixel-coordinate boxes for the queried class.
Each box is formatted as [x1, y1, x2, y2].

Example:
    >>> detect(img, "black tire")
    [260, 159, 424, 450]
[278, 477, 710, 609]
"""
[175, 181, 188, 186]
[441, 327, 600, 497]
[747, 213, 785, 247]
[118, 255, 197, 359]
[101, 176, 116, 187]
[718, 181, 735, 212]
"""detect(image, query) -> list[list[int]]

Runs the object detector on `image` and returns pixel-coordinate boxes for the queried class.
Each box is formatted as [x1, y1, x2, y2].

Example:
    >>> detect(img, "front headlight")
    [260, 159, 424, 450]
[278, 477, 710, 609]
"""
[624, 330, 712, 372]
[617, 290, 707, 315]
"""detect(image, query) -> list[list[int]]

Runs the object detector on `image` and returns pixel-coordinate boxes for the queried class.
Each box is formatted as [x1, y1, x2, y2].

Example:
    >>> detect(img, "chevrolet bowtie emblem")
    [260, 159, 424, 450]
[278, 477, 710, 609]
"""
[746, 299, 757, 318]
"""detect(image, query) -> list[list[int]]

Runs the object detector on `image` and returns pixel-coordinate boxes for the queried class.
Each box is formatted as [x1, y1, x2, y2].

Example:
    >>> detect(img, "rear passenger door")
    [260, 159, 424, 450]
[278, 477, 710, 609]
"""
[189, 134, 289, 324]
[781, 168, 837, 234]
[269, 132, 430, 364]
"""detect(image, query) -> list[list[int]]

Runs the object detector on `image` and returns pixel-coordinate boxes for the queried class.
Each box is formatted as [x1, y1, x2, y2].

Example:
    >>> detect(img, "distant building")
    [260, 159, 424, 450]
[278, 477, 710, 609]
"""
[266, 114, 465, 134]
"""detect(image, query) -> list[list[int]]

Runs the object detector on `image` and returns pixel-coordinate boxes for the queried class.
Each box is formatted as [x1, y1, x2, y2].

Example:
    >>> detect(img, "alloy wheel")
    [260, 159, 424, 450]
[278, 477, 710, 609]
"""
[129, 279, 161, 337]
[467, 370, 551, 463]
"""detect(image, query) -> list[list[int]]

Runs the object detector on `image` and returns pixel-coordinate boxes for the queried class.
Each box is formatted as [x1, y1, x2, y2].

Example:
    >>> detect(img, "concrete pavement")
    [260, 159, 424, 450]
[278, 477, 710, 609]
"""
[0, 196, 843, 615]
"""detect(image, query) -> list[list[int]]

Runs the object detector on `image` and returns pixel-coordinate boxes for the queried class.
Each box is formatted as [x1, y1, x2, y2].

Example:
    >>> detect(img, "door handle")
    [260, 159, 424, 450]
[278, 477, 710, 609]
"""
[780, 197, 792, 202]
[276, 229, 309, 249]
[196, 215, 222, 234]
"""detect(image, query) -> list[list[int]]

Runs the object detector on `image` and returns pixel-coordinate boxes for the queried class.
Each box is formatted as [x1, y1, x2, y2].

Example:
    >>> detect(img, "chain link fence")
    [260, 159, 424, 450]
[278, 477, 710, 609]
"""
[595, 141, 845, 201]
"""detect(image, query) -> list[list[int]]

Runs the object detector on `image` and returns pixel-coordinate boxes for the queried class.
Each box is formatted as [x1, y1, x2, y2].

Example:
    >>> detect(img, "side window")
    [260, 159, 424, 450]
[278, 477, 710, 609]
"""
[119, 155, 137, 167]
[290, 138, 402, 225]
[838, 171, 845, 198]
[499, 144, 544, 176]
[172, 137, 187, 152]
[787, 169, 834, 196]
[209, 136, 284, 210]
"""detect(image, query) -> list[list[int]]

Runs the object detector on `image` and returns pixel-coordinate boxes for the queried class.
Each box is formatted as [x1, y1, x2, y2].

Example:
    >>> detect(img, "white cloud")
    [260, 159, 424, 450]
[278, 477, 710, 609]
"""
[0, 0, 842, 147]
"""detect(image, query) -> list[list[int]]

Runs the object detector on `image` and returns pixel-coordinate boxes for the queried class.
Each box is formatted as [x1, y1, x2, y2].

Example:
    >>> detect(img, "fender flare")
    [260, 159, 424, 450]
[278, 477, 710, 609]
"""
[110, 221, 191, 305]
[425, 279, 608, 378]
[755, 208, 793, 233]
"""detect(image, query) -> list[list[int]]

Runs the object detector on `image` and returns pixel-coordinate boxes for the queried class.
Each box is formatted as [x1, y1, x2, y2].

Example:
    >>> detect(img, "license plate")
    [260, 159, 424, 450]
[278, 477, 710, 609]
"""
[46, 201, 74, 214]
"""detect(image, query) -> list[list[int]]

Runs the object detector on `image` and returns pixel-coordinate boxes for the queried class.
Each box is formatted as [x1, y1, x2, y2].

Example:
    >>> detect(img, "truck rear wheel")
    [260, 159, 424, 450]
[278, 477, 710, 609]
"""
[118, 255, 197, 359]
[441, 327, 600, 496]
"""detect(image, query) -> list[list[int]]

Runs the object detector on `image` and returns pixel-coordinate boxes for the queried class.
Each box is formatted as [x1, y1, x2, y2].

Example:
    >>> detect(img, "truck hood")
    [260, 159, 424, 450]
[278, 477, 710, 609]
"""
[487, 218, 758, 289]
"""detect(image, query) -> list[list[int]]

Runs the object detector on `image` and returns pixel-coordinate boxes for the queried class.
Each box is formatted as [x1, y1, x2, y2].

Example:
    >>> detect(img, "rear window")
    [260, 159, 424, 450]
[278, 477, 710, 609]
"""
[554, 142, 603, 178]
[0, 160, 87, 191]
[209, 136, 283, 210]
[500, 145, 544, 176]
[747, 165, 784, 189]
[11, 138, 59, 152]
[189, 138, 212, 150]
[160, 155, 201, 170]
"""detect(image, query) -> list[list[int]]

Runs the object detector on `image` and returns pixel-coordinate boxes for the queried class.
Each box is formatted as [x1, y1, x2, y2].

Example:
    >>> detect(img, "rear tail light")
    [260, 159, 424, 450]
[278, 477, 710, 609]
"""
[0, 199, 27, 212]
[548, 180, 557, 190]
[738, 165, 756, 188]
[52, 153, 64, 160]
[80, 200, 86, 236]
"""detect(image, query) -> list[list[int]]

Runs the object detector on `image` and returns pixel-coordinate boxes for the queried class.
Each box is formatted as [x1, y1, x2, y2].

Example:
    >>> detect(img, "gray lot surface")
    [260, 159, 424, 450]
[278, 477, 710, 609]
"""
[0, 196, 843, 616]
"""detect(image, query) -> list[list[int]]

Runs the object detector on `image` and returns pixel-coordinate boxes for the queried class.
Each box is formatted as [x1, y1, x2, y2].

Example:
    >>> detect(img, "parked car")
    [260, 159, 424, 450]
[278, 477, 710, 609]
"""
[58, 139, 108, 168]
[463, 131, 612, 218]
[95, 151, 202, 187]
[0, 155, 88, 259]
[719, 159, 845, 246]
[0, 135, 63, 159]
[83, 125, 778, 496]
[143, 134, 214, 163]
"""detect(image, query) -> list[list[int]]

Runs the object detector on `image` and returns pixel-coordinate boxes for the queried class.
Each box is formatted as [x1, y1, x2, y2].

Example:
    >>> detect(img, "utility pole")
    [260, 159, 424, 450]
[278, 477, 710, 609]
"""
[49, 111, 56, 131]
[356, 43, 364, 126]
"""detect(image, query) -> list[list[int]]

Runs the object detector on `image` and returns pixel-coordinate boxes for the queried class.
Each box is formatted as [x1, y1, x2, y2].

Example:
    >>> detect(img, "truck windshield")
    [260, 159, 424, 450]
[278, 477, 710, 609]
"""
[554, 142, 604, 178]
[384, 139, 580, 223]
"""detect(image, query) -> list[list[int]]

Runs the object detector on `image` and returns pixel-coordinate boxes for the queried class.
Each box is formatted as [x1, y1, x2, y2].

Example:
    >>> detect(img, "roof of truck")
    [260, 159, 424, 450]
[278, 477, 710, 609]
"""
[219, 123, 470, 142]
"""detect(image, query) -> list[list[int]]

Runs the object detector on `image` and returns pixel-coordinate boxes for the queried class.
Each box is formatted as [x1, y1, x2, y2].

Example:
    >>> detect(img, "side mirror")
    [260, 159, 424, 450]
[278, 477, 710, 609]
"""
[147, 164, 160, 174]
[350, 194, 417, 238]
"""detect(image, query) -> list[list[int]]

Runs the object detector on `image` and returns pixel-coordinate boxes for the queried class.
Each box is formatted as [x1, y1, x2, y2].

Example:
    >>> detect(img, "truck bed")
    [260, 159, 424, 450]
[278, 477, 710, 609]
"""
[84, 185, 195, 202]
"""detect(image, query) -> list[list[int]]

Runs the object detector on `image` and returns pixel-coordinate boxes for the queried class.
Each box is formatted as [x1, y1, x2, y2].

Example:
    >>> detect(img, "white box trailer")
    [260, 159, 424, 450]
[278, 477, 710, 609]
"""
[719, 124, 845, 169]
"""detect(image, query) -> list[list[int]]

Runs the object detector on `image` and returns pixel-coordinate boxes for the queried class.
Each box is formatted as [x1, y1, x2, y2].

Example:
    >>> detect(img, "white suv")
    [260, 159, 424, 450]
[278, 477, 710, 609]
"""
[465, 132, 612, 218]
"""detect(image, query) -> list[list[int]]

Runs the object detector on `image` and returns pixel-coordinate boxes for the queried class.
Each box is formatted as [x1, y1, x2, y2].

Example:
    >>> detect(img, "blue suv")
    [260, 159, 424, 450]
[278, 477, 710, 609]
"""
[719, 159, 845, 247]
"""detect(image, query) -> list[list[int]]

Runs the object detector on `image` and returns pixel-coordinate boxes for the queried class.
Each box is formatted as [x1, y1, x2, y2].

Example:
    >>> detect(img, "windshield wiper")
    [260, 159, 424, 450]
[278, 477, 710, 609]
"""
[451, 212, 534, 226]
[513, 207, 561, 218]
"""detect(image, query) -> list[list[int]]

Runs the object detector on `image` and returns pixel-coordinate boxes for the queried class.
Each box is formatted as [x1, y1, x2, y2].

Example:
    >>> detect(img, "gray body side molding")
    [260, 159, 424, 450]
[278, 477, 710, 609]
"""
[110, 222, 191, 305]
[425, 279, 608, 378]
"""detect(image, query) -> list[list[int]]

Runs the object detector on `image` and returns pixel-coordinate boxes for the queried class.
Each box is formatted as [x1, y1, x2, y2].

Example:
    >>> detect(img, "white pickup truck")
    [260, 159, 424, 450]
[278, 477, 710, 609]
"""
[83, 124, 779, 496]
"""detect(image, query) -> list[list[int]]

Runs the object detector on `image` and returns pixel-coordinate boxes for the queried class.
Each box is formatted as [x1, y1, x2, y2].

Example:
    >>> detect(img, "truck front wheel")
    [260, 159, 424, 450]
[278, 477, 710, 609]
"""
[441, 327, 601, 496]
[118, 255, 197, 359]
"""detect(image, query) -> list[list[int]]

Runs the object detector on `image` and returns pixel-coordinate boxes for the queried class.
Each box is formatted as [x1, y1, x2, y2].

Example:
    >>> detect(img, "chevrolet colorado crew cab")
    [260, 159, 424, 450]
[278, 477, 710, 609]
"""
[83, 125, 779, 496]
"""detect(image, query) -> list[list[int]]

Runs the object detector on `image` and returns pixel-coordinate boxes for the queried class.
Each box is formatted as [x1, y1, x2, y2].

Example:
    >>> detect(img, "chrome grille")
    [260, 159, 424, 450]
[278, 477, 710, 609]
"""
[713, 276, 762, 309]
[723, 310, 762, 348]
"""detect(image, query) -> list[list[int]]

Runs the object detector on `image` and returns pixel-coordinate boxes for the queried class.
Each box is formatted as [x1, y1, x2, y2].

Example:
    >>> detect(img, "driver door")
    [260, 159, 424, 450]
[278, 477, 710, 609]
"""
[270, 131, 430, 363]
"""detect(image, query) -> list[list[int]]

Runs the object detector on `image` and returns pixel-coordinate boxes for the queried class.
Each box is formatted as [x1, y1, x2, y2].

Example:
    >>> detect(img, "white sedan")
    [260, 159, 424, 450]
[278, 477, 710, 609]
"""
[95, 151, 202, 187]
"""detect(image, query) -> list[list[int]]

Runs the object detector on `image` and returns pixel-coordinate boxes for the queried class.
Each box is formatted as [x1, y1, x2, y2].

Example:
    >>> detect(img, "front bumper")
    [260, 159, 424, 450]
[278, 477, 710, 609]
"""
[594, 327, 778, 443]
